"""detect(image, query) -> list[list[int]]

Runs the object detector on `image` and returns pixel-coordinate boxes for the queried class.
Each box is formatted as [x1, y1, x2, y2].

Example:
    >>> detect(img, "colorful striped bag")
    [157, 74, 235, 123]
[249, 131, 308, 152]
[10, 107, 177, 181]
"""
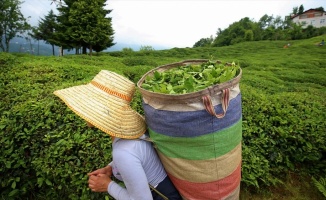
[137, 60, 242, 200]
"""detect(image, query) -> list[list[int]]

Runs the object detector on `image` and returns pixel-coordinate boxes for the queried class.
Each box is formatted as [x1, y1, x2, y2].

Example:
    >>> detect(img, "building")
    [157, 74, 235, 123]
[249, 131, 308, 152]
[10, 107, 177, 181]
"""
[291, 9, 326, 28]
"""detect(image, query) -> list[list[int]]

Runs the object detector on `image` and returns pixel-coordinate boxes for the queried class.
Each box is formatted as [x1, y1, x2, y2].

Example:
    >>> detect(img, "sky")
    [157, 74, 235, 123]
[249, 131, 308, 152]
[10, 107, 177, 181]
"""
[21, 0, 325, 49]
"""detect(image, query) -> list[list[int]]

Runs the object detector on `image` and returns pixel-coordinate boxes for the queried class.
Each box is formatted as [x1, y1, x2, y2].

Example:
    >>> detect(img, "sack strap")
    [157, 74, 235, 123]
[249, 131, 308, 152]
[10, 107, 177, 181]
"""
[139, 137, 168, 199]
[149, 184, 169, 200]
[202, 88, 230, 118]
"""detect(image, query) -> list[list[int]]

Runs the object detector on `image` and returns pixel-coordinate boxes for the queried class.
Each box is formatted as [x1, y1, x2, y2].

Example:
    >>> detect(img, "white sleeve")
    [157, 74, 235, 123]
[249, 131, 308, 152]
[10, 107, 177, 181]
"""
[107, 149, 153, 200]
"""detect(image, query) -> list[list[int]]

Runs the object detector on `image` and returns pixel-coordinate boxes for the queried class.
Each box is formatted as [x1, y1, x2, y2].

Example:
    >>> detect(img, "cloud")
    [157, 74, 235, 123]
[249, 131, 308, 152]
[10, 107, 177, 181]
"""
[21, 0, 326, 48]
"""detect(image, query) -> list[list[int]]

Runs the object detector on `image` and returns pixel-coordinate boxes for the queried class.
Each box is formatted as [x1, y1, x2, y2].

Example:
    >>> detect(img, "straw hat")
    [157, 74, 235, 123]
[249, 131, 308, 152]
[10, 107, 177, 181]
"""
[53, 70, 147, 139]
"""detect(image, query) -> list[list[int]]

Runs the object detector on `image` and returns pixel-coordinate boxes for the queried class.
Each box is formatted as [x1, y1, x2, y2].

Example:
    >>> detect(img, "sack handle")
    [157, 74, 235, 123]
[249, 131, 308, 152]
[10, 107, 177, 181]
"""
[202, 88, 230, 118]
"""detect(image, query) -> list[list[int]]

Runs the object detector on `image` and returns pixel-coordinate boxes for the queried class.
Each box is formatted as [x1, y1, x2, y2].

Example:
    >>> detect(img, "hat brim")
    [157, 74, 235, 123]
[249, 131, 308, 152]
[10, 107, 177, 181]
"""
[54, 83, 147, 139]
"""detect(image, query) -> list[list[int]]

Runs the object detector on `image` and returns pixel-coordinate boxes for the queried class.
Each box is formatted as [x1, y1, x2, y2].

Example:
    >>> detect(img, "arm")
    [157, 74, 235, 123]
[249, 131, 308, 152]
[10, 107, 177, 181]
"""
[108, 149, 153, 200]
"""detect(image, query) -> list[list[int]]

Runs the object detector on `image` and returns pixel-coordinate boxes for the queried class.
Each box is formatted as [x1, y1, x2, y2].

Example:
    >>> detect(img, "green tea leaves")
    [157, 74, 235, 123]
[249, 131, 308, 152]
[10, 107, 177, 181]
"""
[142, 60, 240, 94]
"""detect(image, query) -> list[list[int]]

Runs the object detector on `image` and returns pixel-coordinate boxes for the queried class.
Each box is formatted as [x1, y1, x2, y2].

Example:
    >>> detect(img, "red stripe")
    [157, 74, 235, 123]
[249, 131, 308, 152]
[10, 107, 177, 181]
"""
[202, 88, 231, 118]
[225, 89, 230, 108]
[168, 162, 241, 200]
[203, 96, 214, 116]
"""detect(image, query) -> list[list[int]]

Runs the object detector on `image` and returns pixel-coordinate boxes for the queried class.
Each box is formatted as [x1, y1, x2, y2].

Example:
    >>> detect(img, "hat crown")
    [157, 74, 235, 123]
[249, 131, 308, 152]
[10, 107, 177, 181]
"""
[92, 70, 135, 102]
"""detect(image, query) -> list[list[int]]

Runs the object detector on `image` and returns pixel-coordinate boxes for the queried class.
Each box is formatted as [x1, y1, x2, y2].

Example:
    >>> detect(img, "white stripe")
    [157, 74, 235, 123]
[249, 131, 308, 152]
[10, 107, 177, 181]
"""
[142, 84, 240, 111]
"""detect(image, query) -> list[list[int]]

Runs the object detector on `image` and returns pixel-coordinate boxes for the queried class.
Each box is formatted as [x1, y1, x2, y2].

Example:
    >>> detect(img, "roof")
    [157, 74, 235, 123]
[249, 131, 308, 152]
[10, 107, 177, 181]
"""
[291, 9, 326, 19]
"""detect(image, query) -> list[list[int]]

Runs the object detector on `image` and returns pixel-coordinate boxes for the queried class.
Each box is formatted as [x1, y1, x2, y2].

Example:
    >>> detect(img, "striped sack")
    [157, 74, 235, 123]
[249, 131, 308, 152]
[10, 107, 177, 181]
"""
[137, 60, 242, 200]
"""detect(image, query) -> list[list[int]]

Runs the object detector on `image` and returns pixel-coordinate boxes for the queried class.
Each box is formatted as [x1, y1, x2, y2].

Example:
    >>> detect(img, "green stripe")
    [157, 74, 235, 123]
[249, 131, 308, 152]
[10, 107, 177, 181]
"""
[149, 118, 242, 160]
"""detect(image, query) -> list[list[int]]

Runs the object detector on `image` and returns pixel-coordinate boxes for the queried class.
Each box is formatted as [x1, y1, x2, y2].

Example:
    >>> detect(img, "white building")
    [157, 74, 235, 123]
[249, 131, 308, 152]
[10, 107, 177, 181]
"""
[291, 9, 326, 28]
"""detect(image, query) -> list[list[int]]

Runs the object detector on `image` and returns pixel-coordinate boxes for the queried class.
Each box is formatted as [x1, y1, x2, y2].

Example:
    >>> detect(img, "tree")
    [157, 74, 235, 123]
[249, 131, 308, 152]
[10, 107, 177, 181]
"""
[288, 22, 304, 40]
[212, 17, 258, 47]
[314, 7, 324, 12]
[71, 0, 114, 55]
[298, 5, 304, 14]
[193, 36, 214, 47]
[292, 6, 298, 15]
[244, 30, 253, 41]
[32, 10, 58, 56]
[258, 14, 274, 29]
[0, 0, 30, 52]
[198, 5, 325, 47]
[55, 0, 78, 54]
[57, 0, 114, 55]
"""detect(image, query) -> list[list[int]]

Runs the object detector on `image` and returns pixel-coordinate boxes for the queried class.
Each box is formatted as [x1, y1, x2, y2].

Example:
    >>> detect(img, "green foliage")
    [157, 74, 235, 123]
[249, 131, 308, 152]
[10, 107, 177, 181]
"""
[0, 54, 125, 199]
[68, 0, 114, 54]
[122, 47, 134, 54]
[51, 0, 114, 54]
[31, 10, 58, 56]
[0, 52, 16, 65]
[122, 56, 158, 67]
[139, 45, 155, 52]
[1, 37, 325, 199]
[141, 60, 240, 94]
[210, 12, 326, 48]
[0, 0, 31, 52]
[312, 176, 326, 197]
[0, 55, 112, 199]
[193, 36, 214, 47]
[244, 30, 254, 41]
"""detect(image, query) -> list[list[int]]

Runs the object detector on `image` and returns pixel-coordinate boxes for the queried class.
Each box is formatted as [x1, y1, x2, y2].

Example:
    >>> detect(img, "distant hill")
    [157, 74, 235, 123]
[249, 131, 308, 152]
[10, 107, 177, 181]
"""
[8, 37, 66, 56]
[5, 37, 171, 56]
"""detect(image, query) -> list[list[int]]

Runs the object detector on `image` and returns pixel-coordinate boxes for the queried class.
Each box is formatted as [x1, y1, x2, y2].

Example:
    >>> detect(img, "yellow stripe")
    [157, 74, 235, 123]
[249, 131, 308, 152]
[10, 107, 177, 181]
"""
[158, 143, 242, 183]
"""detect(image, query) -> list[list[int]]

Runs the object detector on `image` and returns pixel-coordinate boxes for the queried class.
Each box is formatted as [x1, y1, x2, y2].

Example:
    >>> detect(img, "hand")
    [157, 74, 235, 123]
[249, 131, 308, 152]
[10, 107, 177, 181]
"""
[88, 165, 112, 177]
[88, 174, 112, 192]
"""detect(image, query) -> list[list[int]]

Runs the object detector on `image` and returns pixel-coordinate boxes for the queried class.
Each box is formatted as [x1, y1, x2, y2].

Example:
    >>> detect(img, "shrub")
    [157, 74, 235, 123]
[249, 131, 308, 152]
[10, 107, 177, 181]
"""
[241, 83, 326, 187]
[1, 39, 325, 198]
[122, 56, 157, 67]
[0, 56, 113, 199]
[0, 52, 16, 66]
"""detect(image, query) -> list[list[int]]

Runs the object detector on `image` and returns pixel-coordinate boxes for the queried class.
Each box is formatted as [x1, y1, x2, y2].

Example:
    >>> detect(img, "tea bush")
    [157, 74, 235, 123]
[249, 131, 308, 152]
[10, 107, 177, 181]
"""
[241, 84, 326, 188]
[1, 37, 325, 199]
[0, 52, 16, 66]
[0, 54, 150, 199]
[122, 57, 158, 67]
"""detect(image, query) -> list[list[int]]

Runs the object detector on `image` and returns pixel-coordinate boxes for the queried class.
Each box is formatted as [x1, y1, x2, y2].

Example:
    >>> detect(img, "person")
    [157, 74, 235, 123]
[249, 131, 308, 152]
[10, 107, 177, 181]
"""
[319, 39, 324, 46]
[53, 70, 182, 200]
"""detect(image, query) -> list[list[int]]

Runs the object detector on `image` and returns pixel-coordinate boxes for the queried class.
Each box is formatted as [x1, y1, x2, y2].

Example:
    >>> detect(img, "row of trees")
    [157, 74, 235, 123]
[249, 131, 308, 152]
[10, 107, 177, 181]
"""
[0, 0, 115, 55]
[0, 0, 30, 52]
[194, 5, 326, 47]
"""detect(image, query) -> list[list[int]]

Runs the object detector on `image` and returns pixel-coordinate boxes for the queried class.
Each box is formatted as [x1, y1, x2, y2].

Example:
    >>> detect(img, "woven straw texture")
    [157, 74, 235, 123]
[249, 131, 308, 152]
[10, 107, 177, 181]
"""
[137, 60, 242, 200]
[54, 70, 146, 139]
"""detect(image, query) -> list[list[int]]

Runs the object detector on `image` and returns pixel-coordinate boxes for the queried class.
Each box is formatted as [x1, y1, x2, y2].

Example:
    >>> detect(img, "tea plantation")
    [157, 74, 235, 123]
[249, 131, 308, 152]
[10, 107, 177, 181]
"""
[1, 36, 325, 199]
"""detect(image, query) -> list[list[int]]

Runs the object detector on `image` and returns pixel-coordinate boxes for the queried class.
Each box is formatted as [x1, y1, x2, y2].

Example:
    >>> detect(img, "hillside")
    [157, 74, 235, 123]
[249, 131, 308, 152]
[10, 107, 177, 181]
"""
[6, 37, 171, 56]
[1, 36, 325, 200]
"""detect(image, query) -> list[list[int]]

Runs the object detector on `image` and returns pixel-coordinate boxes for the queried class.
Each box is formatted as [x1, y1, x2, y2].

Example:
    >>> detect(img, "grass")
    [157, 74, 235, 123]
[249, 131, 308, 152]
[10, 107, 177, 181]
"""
[241, 173, 324, 200]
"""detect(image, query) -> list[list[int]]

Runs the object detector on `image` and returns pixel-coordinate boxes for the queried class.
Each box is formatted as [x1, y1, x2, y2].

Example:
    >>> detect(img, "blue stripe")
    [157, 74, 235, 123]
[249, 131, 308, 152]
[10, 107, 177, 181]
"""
[143, 93, 242, 137]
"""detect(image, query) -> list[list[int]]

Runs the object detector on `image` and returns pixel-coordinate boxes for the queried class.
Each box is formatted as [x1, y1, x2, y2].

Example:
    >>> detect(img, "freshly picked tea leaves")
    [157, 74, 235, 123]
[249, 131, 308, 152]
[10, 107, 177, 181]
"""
[141, 60, 240, 94]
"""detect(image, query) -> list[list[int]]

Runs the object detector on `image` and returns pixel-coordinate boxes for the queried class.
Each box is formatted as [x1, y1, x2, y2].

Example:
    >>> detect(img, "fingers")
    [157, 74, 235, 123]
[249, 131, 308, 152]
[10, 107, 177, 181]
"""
[88, 174, 111, 193]
[88, 175, 99, 192]
[87, 168, 103, 176]
[87, 171, 97, 176]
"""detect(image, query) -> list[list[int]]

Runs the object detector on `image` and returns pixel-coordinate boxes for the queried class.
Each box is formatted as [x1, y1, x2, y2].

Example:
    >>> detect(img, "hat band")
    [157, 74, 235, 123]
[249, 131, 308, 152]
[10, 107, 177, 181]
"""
[91, 81, 132, 102]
